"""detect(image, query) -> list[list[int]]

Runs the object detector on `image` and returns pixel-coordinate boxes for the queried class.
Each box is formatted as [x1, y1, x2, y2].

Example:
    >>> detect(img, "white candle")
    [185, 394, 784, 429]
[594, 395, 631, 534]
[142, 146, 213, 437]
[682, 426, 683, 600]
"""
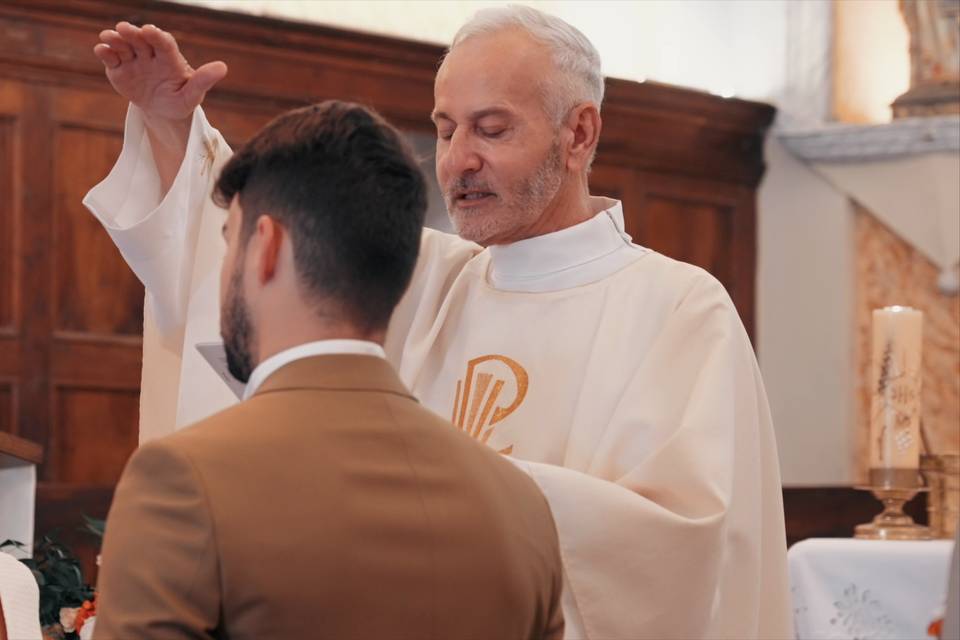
[869, 306, 923, 478]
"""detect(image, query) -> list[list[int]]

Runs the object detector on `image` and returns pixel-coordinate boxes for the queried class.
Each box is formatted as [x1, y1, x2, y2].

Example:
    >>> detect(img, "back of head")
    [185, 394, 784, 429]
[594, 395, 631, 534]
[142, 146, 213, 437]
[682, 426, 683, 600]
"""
[214, 101, 427, 333]
[451, 4, 604, 125]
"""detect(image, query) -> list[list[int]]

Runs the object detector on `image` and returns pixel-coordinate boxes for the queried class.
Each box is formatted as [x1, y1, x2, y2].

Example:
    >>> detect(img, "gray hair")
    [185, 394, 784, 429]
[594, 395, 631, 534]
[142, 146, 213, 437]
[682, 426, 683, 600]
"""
[450, 5, 605, 125]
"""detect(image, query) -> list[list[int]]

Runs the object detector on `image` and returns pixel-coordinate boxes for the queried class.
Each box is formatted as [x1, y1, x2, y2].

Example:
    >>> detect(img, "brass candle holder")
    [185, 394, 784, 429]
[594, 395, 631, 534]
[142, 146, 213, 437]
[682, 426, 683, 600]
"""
[855, 468, 933, 540]
[920, 453, 960, 539]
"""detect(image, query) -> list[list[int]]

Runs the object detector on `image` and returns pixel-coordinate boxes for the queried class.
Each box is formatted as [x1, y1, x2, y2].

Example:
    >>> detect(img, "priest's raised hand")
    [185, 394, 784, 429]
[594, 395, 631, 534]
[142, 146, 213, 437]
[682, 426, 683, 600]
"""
[93, 22, 226, 190]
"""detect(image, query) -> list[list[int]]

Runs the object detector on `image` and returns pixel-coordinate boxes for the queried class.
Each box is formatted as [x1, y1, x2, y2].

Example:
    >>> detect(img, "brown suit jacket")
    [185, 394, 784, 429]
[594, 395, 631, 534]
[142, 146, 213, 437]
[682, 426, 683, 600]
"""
[94, 355, 564, 640]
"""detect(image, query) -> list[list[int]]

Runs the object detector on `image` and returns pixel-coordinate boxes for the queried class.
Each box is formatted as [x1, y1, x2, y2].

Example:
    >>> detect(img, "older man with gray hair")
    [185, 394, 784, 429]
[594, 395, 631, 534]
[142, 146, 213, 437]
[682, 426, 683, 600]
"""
[85, 5, 791, 638]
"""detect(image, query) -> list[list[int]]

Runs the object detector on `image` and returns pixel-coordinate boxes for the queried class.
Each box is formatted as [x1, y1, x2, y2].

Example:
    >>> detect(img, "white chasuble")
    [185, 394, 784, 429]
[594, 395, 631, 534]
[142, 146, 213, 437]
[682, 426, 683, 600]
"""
[84, 105, 792, 640]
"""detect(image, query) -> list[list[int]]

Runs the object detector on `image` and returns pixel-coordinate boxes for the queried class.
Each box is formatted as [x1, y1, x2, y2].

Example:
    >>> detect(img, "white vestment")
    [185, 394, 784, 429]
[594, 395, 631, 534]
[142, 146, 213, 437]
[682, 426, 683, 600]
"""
[84, 105, 792, 640]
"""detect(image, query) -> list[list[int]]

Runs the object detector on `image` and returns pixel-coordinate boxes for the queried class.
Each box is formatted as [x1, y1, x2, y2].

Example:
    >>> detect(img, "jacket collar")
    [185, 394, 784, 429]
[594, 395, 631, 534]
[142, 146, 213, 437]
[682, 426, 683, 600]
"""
[254, 354, 416, 402]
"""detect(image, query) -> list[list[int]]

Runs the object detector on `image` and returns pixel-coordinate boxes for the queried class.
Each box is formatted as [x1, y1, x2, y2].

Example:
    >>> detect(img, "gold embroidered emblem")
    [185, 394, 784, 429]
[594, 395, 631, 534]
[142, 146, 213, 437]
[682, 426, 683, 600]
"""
[451, 355, 528, 455]
[200, 136, 219, 177]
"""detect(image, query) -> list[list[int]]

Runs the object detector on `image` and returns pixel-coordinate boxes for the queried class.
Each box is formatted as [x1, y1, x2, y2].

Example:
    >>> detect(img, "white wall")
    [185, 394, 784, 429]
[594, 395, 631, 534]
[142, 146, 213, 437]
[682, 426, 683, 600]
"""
[175, 0, 788, 102]
[834, 0, 910, 123]
[758, 138, 857, 485]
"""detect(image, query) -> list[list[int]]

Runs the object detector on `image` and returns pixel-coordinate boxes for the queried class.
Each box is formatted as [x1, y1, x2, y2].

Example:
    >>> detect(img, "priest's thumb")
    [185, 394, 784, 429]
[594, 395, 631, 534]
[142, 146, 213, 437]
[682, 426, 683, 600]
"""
[184, 61, 229, 107]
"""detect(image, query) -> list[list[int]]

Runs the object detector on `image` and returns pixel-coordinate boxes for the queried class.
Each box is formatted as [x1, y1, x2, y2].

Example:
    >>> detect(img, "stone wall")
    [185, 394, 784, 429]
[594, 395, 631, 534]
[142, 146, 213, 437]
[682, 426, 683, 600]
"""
[855, 205, 960, 477]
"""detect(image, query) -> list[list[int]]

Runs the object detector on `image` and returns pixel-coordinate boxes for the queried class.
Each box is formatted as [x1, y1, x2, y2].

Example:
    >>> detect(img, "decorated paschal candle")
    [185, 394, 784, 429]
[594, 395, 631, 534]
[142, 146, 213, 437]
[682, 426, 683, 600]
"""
[869, 306, 923, 487]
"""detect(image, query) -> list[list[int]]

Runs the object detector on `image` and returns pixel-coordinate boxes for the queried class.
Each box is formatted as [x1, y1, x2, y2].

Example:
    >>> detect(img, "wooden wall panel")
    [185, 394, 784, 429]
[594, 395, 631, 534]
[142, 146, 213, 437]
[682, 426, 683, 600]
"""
[51, 337, 142, 390]
[0, 116, 14, 331]
[587, 163, 630, 205]
[0, 381, 13, 431]
[590, 165, 755, 337]
[11, 81, 53, 449]
[52, 387, 138, 484]
[0, 109, 17, 437]
[638, 193, 735, 289]
[632, 174, 756, 338]
[0, 344, 15, 383]
[54, 125, 141, 336]
[0, 87, 19, 447]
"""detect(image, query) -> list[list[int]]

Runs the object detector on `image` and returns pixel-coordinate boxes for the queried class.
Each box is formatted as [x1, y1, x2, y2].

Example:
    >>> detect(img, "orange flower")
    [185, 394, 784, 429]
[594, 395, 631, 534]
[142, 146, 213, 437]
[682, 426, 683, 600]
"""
[928, 617, 943, 639]
[75, 596, 97, 632]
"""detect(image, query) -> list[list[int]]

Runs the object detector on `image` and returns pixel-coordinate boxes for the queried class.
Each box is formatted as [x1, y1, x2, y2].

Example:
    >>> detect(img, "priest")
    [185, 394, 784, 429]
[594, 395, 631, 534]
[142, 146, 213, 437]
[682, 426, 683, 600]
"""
[85, 6, 791, 639]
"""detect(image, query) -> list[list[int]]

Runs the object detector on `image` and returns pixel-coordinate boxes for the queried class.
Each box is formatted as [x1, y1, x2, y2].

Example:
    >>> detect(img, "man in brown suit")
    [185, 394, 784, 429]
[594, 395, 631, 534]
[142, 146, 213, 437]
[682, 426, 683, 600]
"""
[94, 102, 564, 640]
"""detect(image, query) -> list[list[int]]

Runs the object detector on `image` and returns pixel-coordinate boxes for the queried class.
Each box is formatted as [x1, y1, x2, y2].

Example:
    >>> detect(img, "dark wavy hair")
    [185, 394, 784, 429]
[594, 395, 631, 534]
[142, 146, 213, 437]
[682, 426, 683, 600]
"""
[213, 100, 427, 333]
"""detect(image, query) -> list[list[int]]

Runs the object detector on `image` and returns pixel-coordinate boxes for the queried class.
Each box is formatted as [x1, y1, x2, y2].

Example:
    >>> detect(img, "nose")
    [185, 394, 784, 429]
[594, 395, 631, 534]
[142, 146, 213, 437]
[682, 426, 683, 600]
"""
[440, 128, 482, 179]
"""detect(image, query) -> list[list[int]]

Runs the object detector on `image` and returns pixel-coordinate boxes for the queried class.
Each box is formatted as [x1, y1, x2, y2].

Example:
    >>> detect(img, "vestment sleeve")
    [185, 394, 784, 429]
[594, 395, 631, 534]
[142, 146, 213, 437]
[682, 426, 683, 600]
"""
[94, 441, 220, 640]
[512, 274, 791, 640]
[82, 105, 233, 336]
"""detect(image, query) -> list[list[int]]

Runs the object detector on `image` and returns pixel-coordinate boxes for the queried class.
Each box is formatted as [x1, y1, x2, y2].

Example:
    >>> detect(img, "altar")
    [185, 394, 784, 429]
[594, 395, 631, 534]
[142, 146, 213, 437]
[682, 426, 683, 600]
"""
[789, 538, 955, 640]
[0, 432, 41, 553]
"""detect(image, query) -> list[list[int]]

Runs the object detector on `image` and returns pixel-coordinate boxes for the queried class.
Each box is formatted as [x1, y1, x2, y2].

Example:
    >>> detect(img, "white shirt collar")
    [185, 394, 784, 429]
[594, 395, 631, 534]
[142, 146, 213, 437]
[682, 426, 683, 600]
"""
[486, 199, 643, 292]
[243, 339, 386, 400]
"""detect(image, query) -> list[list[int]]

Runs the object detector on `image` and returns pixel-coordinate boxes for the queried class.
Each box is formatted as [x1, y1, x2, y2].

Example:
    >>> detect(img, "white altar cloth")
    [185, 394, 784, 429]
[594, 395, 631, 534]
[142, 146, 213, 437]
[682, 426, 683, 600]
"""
[789, 538, 955, 640]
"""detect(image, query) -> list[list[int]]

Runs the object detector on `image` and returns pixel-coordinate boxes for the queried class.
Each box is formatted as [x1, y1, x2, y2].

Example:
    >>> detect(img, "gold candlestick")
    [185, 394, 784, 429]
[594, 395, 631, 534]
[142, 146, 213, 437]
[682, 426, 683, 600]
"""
[855, 478, 932, 541]
[921, 454, 960, 539]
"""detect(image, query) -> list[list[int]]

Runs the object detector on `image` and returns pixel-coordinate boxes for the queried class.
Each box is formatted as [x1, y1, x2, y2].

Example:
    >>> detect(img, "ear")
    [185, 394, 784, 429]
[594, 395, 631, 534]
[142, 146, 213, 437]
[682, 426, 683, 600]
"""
[252, 214, 284, 285]
[564, 103, 602, 172]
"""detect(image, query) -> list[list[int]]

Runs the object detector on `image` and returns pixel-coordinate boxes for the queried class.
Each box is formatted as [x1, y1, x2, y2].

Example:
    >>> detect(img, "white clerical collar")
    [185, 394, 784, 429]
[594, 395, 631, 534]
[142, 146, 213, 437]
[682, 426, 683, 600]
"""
[486, 198, 645, 293]
[243, 339, 386, 400]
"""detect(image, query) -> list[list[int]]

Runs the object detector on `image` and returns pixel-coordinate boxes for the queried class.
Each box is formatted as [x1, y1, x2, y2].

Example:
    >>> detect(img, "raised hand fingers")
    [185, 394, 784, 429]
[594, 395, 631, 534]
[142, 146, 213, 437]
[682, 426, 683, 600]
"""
[99, 29, 135, 63]
[140, 24, 179, 59]
[115, 21, 155, 60]
[93, 43, 122, 69]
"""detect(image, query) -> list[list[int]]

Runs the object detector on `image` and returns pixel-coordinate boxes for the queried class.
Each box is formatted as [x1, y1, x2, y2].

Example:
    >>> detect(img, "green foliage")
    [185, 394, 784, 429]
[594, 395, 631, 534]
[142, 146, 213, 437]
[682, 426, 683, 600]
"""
[81, 515, 105, 540]
[1, 534, 95, 626]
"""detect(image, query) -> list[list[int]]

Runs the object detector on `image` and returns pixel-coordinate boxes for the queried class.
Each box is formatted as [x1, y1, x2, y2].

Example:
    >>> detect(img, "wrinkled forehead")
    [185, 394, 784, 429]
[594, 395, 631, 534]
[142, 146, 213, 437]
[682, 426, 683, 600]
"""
[434, 29, 555, 119]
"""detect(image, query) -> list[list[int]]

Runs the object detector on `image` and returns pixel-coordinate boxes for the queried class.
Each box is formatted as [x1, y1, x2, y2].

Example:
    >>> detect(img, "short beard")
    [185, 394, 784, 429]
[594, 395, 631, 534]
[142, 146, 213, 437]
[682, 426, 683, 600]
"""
[514, 140, 563, 228]
[446, 139, 564, 245]
[221, 261, 256, 384]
